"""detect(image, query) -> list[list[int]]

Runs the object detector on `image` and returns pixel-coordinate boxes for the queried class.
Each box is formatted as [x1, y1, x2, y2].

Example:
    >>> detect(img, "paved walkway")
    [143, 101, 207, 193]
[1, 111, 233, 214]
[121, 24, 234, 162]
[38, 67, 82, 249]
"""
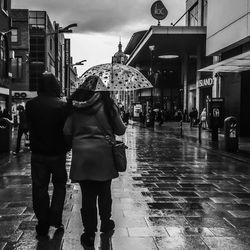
[135, 120, 250, 164]
[1, 124, 250, 249]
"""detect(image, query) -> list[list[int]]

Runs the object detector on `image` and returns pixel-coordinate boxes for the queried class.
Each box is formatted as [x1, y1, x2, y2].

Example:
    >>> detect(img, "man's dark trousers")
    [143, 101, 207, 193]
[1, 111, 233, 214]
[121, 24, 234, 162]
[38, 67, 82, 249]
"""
[31, 153, 67, 230]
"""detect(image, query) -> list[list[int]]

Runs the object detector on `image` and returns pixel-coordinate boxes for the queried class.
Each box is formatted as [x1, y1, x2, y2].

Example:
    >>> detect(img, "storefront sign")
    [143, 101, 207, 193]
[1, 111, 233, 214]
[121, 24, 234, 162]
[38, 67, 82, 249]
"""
[133, 104, 142, 117]
[151, 1, 168, 21]
[12, 91, 37, 99]
[0, 86, 9, 95]
[198, 78, 214, 88]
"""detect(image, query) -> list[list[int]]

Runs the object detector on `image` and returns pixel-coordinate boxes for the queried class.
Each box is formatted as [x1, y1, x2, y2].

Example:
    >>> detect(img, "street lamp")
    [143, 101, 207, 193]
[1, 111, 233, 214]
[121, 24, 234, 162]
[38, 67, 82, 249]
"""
[72, 59, 87, 66]
[47, 23, 78, 35]
[148, 45, 155, 108]
[67, 59, 87, 96]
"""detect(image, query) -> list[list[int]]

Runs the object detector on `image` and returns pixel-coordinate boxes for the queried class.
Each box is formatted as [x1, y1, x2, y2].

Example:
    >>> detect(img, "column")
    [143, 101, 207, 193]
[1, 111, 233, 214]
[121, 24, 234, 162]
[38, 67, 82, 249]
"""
[181, 54, 188, 111]
[196, 44, 202, 113]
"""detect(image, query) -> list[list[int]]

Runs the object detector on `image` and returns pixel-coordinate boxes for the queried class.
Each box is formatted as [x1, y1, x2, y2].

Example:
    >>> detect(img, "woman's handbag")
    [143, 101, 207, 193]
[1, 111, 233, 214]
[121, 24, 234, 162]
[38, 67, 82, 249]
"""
[95, 115, 128, 172]
[112, 140, 128, 172]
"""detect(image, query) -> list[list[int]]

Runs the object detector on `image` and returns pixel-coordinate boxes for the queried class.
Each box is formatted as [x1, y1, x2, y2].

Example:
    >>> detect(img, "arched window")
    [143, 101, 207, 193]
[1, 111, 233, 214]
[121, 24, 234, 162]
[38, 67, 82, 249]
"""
[0, 35, 8, 78]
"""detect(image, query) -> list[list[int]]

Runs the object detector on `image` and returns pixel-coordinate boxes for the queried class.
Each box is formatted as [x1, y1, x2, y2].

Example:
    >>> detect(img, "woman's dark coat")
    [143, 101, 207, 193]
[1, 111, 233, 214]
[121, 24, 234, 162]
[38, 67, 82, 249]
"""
[63, 93, 126, 182]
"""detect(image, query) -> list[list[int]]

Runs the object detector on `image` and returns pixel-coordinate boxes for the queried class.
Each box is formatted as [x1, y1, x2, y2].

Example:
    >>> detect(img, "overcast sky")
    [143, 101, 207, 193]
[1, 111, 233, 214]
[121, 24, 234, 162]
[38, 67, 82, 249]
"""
[12, 0, 186, 75]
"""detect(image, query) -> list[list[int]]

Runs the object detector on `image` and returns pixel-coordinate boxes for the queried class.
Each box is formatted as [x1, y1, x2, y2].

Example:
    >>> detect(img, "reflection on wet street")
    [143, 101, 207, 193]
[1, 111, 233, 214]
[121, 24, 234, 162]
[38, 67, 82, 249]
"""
[1, 124, 250, 249]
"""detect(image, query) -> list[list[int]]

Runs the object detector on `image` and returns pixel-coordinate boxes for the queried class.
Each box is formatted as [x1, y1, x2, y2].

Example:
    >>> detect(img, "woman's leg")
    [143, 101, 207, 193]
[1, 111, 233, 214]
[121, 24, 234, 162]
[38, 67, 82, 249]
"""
[79, 181, 98, 234]
[97, 180, 114, 232]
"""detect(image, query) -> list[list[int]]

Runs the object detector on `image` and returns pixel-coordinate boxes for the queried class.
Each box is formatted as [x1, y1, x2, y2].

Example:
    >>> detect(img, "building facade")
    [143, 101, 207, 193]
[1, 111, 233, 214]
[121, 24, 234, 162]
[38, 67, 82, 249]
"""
[124, 19, 208, 120]
[0, 0, 12, 112]
[199, 0, 250, 136]
[10, 9, 76, 109]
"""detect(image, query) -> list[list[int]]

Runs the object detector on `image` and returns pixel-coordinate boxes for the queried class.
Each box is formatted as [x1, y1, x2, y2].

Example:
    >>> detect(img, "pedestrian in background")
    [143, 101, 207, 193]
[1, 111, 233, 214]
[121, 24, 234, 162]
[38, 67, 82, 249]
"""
[200, 108, 207, 129]
[63, 75, 126, 248]
[14, 105, 29, 154]
[189, 108, 195, 127]
[26, 72, 70, 237]
[2, 108, 11, 120]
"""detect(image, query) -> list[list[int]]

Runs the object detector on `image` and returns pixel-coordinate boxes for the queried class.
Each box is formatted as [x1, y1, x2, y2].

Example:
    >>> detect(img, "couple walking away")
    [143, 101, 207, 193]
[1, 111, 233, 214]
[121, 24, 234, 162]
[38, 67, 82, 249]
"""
[26, 72, 126, 247]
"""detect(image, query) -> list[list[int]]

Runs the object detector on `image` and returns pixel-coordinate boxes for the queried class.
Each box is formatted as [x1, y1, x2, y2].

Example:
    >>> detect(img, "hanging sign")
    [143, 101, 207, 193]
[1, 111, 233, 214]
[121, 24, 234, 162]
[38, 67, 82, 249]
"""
[151, 1, 168, 21]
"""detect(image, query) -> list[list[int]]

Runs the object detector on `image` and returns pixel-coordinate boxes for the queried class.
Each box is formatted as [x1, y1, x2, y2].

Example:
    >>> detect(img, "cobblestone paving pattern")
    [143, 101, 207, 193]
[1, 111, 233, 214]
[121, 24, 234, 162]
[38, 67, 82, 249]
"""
[0, 125, 250, 249]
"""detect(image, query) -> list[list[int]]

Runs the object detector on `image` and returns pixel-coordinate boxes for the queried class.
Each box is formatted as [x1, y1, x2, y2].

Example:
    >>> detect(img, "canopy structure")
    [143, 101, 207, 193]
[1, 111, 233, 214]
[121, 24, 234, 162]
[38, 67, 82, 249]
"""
[198, 51, 250, 73]
[125, 25, 206, 66]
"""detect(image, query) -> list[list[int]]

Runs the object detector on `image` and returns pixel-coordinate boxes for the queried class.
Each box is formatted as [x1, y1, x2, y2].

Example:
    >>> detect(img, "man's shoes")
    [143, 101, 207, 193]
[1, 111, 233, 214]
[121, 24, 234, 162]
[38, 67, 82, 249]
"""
[100, 219, 115, 233]
[35, 224, 49, 237]
[80, 232, 95, 247]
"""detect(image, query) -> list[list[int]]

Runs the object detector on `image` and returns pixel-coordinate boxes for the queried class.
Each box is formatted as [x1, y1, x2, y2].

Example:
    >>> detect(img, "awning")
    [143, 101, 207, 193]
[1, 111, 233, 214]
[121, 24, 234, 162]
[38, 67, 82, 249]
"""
[198, 51, 250, 73]
[125, 25, 206, 66]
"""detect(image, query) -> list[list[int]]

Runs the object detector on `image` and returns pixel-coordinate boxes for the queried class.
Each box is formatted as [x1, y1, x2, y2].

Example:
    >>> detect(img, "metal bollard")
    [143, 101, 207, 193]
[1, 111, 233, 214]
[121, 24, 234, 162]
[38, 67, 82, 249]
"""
[198, 121, 202, 143]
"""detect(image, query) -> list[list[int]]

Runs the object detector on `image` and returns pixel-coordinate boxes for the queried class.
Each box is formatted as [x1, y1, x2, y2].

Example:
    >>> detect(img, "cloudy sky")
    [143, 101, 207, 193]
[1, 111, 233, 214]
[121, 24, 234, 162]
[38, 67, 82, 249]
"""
[12, 0, 186, 75]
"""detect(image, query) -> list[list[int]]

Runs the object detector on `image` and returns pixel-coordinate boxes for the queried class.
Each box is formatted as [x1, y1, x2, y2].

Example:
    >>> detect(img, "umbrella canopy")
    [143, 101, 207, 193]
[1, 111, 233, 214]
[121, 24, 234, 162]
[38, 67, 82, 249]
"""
[78, 63, 153, 91]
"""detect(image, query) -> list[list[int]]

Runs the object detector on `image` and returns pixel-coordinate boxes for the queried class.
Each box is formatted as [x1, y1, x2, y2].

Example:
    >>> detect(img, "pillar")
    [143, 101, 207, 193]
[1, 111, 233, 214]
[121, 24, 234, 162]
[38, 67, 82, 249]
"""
[181, 54, 188, 111]
[196, 44, 202, 113]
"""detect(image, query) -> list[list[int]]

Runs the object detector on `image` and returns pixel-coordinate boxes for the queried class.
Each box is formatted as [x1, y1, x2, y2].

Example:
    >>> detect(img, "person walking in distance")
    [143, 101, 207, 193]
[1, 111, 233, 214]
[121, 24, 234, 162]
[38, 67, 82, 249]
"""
[14, 105, 29, 154]
[63, 75, 126, 248]
[200, 108, 207, 129]
[26, 72, 70, 237]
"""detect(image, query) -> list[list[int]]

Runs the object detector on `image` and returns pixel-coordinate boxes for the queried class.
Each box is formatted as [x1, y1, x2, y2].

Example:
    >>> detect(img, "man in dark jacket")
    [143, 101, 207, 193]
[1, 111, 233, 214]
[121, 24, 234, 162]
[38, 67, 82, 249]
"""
[26, 72, 69, 236]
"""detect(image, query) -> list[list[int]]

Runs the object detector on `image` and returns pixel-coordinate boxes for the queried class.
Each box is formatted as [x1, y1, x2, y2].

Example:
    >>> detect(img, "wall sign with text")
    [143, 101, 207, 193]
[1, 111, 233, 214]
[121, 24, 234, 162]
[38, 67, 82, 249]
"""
[198, 78, 214, 88]
[151, 1, 168, 21]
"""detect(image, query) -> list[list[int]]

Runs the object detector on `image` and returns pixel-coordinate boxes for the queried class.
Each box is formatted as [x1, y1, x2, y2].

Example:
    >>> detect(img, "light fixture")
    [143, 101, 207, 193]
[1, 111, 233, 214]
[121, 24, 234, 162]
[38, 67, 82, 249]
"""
[148, 45, 155, 51]
[158, 55, 179, 59]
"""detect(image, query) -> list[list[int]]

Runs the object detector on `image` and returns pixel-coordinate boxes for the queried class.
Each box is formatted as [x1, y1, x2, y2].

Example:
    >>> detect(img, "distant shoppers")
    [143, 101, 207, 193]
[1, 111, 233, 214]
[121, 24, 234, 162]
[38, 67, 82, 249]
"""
[123, 110, 130, 125]
[193, 108, 198, 125]
[146, 108, 155, 127]
[63, 75, 126, 248]
[157, 109, 164, 126]
[200, 108, 207, 129]
[26, 72, 70, 237]
[189, 108, 194, 127]
[2, 108, 11, 120]
[14, 105, 29, 154]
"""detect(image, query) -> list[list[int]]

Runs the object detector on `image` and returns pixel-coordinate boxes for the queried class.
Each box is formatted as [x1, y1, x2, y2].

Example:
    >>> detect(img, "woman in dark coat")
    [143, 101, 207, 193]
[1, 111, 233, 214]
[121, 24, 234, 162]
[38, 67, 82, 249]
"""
[63, 75, 126, 247]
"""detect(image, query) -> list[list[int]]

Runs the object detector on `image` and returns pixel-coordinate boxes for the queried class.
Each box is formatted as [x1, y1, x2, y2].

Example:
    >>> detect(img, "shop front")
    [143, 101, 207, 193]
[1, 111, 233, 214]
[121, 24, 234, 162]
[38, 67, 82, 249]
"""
[124, 25, 207, 119]
[198, 0, 250, 136]
[198, 77, 213, 112]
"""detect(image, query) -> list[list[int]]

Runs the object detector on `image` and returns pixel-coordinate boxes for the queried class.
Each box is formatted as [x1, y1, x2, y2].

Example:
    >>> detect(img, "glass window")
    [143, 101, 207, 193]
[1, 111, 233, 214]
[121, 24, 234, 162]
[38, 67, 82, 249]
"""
[11, 29, 18, 43]
[188, 3, 199, 26]
[12, 57, 23, 79]
[1, 0, 8, 11]
[29, 11, 45, 28]
[203, 0, 208, 26]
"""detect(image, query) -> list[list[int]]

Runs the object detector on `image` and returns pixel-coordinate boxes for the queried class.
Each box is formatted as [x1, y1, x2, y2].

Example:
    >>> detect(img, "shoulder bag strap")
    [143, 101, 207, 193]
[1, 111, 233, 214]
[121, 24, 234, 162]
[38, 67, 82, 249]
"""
[94, 114, 115, 145]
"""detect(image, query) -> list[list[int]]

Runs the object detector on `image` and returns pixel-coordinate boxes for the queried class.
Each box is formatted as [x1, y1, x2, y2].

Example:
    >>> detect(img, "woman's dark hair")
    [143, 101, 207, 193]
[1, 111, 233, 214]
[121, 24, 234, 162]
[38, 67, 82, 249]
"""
[69, 88, 94, 102]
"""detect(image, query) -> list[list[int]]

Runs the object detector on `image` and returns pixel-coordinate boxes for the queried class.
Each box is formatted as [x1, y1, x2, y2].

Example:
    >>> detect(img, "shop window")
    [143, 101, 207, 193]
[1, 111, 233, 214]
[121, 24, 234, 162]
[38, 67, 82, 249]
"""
[12, 56, 23, 80]
[0, 36, 7, 78]
[11, 28, 18, 43]
[188, 3, 199, 26]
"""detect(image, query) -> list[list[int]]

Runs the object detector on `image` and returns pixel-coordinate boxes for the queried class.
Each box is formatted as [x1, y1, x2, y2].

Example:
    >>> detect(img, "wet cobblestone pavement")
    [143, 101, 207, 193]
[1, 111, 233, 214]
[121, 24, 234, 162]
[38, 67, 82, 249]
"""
[1, 124, 250, 249]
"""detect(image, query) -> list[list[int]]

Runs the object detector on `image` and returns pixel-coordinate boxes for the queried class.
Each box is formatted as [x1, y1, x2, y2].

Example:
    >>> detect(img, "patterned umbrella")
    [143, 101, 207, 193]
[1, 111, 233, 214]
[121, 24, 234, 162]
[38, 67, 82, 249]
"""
[78, 63, 153, 91]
